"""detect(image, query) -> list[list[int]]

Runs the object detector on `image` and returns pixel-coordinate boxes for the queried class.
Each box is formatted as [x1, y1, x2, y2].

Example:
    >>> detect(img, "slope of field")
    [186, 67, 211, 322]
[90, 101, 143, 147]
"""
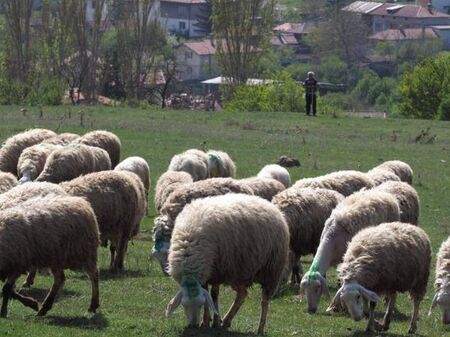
[0, 105, 449, 337]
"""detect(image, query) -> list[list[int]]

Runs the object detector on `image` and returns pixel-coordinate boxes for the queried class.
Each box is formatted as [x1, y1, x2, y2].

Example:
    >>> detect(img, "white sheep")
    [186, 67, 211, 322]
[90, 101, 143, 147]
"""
[257, 164, 291, 188]
[366, 168, 401, 186]
[166, 193, 289, 335]
[327, 222, 430, 333]
[207, 150, 236, 178]
[168, 149, 209, 181]
[154, 171, 193, 212]
[371, 160, 413, 184]
[299, 189, 400, 313]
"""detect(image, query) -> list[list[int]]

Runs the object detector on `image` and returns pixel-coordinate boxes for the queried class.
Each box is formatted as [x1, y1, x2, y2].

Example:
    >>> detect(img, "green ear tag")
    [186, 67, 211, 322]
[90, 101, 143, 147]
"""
[182, 275, 200, 299]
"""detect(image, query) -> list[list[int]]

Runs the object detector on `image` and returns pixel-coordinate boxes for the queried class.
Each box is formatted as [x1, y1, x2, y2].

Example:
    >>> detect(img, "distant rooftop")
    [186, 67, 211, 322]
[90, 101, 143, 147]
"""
[369, 28, 438, 41]
[161, 0, 207, 3]
[273, 22, 311, 35]
[183, 39, 216, 56]
[343, 1, 450, 18]
[342, 1, 383, 14]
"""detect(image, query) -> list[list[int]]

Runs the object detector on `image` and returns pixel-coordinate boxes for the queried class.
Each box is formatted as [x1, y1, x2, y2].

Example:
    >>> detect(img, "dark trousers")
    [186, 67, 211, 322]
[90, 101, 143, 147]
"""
[305, 94, 316, 115]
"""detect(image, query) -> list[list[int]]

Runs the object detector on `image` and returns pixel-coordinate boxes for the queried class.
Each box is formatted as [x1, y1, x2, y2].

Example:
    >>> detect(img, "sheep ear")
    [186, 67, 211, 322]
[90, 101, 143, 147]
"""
[299, 278, 307, 302]
[428, 291, 439, 316]
[319, 274, 330, 299]
[326, 288, 342, 313]
[358, 286, 380, 304]
[166, 290, 183, 317]
[201, 288, 220, 317]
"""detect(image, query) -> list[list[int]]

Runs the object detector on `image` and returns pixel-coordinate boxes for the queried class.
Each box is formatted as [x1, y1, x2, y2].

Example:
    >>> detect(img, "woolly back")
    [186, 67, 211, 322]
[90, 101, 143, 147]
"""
[257, 164, 291, 188]
[115, 156, 150, 191]
[17, 143, 61, 180]
[0, 172, 17, 194]
[437, 236, 450, 286]
[0, 128, 57, 174]
[367, 168, 401, 186]
[168, 149, 209, 181]
[0, 195, 99, 274]
[75, 130, 121, 167]
[154, 171, 193, 211]
[43, 133, 80, 145]
[339, 222, 430, 291]
[168, 194, 289, 289]
[207, 150, 236, 178]
[373, 160, 413, 184]
[239, 177, 285, 201]
[330, 190, 400, 236]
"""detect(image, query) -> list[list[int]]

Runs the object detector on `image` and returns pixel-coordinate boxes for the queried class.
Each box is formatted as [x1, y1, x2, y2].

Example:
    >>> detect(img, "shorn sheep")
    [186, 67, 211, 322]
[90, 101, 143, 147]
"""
[154, 171, 193, 212]
[168, 149, 209, 181]
[0, 128, 57, 174]
[374, 181, 420, 225]
[0, 194, 100, 317]
[75, 130, 121, 167]
[61, 171, 146, 271]
[239, 177, 286, 201]
[35, 144, 111, 183]
[328, 222, 430, 333]
[429, 235, 450, 325]
[0, 172, 17, 194]
[272, 187, 344, 284]
[257, 164, 291, 188]
[366, 168, 401, 186]
[115, 156, 150, 215]
[371, 160, 413, 184]
[299, 189, 401, 313]
[42, 132, 80, 145]
[152, 178, 254, 273]
[293, 170, 375, 196]
[166, 194, 289, 335]
[17, 143, 61, 183]
[207, 150, 236, 178]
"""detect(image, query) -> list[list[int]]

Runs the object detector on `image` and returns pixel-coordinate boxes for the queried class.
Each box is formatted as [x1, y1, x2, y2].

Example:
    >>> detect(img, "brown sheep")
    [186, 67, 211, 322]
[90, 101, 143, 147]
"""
[42, 133, 80, 145]
[0, 172, 17, 194]
[75, 130, 121, 167]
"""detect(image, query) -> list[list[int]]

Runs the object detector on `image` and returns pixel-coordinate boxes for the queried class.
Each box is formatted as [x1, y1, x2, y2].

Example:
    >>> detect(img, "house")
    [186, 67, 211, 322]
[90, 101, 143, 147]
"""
[369, 27, 439, 42]
[158, 0, 211, 39]
[176, 39, 219, 81]
[432, 25, 450, 47]
[418, 0, 450, 14]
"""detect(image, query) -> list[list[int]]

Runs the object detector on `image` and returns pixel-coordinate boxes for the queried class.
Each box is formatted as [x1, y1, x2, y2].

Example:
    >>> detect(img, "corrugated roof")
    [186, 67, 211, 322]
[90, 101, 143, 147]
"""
[369, 28, 438, 40]
[370, 3, 450, 18]
[342, 1, 383, 14]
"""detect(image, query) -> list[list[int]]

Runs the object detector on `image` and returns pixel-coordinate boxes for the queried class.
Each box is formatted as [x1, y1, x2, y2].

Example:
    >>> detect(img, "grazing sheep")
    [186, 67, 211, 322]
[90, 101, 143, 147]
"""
[272, 188, 344, 284]
[239, 177, 285, 201]
[166, 194, 289, 335]
[115, 156, 150, 215]
[374, 181, 420, 225]
[61, 171, 146, 271]
[299, 189, 401, 314]
[42, 133, 80, 145]
[207, 150, 236, 178]
[152, 178, 254, 273]
[366, 168, 401, 186]
[0, 195, 100, 317]
[75, 130, 121, 167]
[429, 235, 450, 325]
[0, 128, 57, 175]
[293, 170, 375, 196]
[327, 222, 430, 333]
[154, 171, 193, 212]
[17, 143, 62, 183]
[371, 160, 413, 184]
[257, 164, 291, 188]
[168, 149, 209, 181]
[35, 144, 111, 183]
[0, 172, 17, 194]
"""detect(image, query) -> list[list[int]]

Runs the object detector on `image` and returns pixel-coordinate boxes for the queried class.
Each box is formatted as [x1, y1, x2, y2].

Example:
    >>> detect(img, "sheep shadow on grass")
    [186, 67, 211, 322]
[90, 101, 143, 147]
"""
[99, 268, 148, 281]
[18, 287, 80, 304]
[348, 330, 426, 337]
[181, 327, 257, 337]
[42, 312, 108, 330]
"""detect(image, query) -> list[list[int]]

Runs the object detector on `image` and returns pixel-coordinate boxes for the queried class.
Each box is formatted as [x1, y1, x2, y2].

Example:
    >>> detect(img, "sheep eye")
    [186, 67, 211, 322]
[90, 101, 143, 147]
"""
[356, 295, 361, 301]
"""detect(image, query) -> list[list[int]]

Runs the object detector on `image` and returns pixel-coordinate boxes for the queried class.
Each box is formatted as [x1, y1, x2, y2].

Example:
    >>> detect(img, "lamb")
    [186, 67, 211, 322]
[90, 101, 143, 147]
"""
[366, 168, 401, 186]
[115, 156, 150, 215]
[166, 193, 289, 335]
[35, 144, 111, 183]
[207, 150, 236, 178]
[61, 171, 146, 271]
[75, 130, 121, 167]
[168, 149, 209, 181]
[374, 181, 420, 225]
[429, 235, 450, 325]
[0, 194, 100, 317]
[272, 187, 344, 284]
[17, 143, 62, 183]
[299, 189, 401, 314]
[0, 128, 57, 174]
[327, 222, 430, 333]
[154, 171, 193, 212]
[0, 172, 17, 194]
[257, 164, 291, 188]
[371, 160, 413, 184]
[152, 178, 254, 273]
[238, 177, 286, 201]
[42, 132, 80, 145]
[293, 170, 375, 196]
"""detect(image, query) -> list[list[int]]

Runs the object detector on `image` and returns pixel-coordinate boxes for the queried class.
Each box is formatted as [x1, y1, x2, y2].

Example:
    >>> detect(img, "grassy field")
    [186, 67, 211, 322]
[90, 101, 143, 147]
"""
[0, 105, 449, 337]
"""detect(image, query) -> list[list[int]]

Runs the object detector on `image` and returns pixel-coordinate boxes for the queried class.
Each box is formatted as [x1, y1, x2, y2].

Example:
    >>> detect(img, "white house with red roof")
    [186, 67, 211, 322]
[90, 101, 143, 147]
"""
[176, 39, 219, 81]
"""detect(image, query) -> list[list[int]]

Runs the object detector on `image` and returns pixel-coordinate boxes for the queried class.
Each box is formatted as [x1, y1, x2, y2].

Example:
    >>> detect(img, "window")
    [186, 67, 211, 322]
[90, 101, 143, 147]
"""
[179, 21, 186, 31]
[185, 51, 193, 60]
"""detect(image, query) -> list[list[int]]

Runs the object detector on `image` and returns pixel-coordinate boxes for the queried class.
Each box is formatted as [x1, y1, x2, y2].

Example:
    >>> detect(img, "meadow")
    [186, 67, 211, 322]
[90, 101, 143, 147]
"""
[0, 105, 449, 337]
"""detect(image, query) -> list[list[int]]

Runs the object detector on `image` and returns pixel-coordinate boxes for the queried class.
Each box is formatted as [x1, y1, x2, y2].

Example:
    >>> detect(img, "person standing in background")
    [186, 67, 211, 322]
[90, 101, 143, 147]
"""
[303, 71, 318, 116]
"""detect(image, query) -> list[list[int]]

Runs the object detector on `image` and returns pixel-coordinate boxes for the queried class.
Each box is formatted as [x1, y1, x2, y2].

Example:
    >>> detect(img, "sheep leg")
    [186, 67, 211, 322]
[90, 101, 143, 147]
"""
[221, 286, 247, 329]
[201, 285, 211, 328]
[291, 261, 302, 285]
[408, 297, 420, 334]
[257, 290, 271, 335]
[113, 236, 129, 272]
[366, 301, 377, 332]
[109, 242, 117, 270]
[1, 274, 20, 318]
[87, 267, 100, 313]
[22, 269, 37, 288]
[376, 293, 396, 331]
[211, 284, 221, 328]
[37, 269, 65, 316]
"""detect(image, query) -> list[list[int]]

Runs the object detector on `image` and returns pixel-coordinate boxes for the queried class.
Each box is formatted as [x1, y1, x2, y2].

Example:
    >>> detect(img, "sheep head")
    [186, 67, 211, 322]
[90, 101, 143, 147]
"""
[299, 267, 330, 314]
[151, 215, 173, 275]
[429, 279, 450, 325]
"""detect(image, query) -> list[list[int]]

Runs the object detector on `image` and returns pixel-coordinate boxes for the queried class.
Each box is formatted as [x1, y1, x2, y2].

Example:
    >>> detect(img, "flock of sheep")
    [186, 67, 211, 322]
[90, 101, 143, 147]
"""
[0, 128, 448, 335]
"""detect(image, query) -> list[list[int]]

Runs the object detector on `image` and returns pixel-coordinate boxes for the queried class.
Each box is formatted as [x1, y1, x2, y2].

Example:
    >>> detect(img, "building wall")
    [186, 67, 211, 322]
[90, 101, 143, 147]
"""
[372, 16, 450, 32]
[176, 46, 218, 81]
[433, 27, 450, 47]
[433, 0, 450, 14]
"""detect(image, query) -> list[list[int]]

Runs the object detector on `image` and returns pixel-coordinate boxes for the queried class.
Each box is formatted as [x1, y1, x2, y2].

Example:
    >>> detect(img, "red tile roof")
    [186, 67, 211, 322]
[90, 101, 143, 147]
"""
[370, 3, 450, 18]
[183, 39, 216, 55]
[369, 28, 438, 41]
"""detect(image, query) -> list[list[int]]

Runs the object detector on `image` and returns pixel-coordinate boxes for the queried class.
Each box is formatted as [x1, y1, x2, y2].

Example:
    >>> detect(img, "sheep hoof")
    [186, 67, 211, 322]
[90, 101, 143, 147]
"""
[221, 320, 231, 329]
[36, 309, 48, 316]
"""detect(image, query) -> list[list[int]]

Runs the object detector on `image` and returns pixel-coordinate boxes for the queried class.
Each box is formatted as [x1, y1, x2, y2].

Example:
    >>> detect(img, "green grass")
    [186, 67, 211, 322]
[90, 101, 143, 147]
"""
[0, 105, 449, 337]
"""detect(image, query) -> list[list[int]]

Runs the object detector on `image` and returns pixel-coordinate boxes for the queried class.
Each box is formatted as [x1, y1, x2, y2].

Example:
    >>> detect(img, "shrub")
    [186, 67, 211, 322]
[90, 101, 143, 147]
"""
[438, 96, 450, 121]
[27, 78, 64, 106]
